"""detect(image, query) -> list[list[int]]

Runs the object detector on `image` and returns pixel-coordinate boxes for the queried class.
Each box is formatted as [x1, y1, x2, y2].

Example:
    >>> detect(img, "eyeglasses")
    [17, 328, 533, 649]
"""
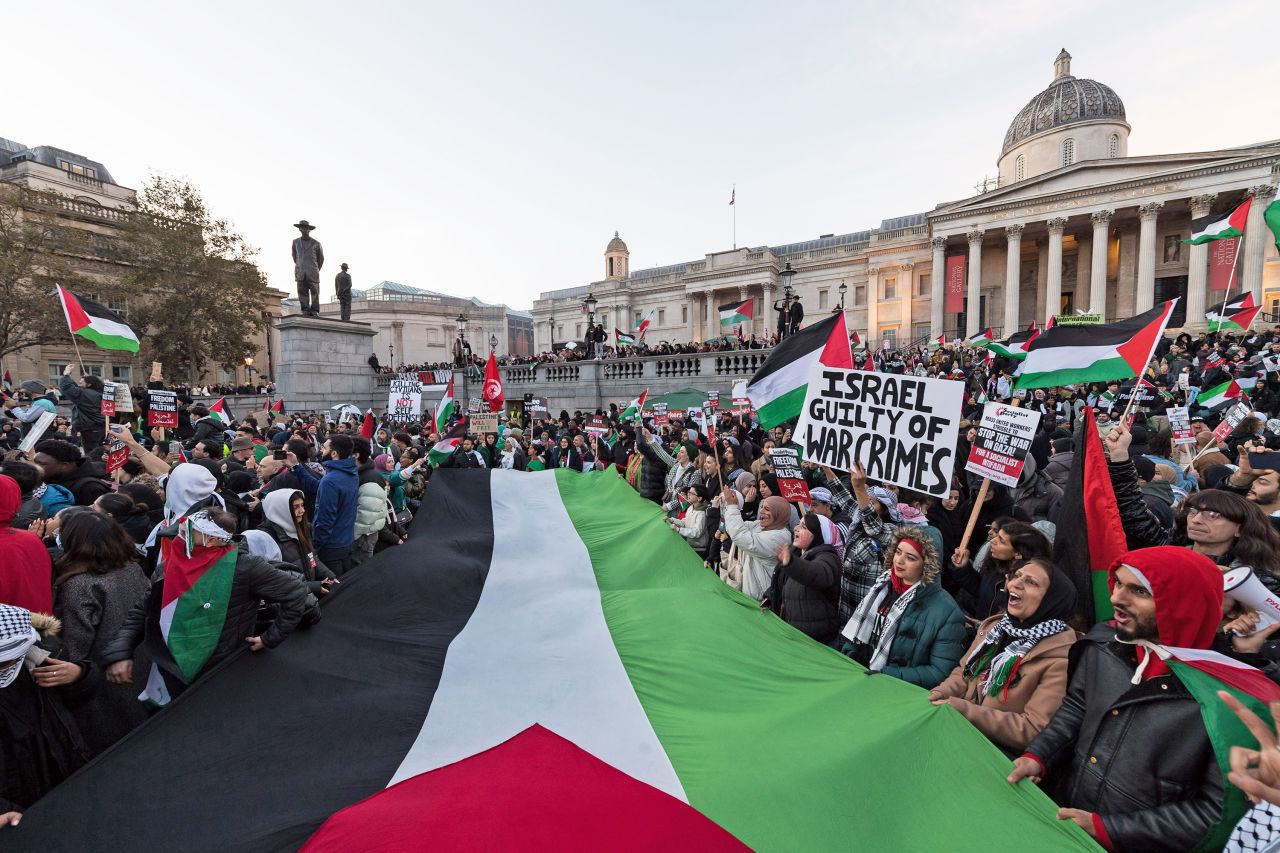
[1185, 507, 1226, 521]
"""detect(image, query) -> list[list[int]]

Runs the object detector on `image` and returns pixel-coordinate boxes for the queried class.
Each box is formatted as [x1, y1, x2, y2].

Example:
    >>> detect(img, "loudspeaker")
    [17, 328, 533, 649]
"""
[1223, 567, 1280, 629]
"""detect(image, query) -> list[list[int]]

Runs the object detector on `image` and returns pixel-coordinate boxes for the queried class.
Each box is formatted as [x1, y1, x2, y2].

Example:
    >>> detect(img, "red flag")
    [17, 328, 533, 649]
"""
[1045, 315, 1056, 330]
[360, 410, 375, 440]
[862, 350, 876, 371]
[482, 351, 504, 413]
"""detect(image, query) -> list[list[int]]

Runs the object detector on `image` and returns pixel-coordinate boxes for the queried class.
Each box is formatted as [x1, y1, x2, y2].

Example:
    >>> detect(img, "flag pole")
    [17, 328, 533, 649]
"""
[55, 284, 88, 374]
[732, 184, 736, 250]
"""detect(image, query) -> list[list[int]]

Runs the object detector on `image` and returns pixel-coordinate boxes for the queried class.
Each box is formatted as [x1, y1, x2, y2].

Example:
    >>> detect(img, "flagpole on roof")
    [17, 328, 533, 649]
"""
[730, 184, 736, 250]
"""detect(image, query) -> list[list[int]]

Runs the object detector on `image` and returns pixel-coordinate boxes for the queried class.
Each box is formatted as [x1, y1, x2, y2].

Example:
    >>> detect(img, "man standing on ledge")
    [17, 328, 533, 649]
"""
[334, 262, 353, 321]
[291, 220, 324, 317]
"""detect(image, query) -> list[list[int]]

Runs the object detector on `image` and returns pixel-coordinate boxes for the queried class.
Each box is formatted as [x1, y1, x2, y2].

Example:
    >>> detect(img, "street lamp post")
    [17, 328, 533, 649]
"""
[456, 313, 469, 406]
[243, 356, 254, 386]
[837, 280, 848, 313]
[389, 342, 395, 368]
[582, 292, 598, 357]
[778, 262, 796, 338]
[489, 333, 498, 353]
[548, 314, 556, 351]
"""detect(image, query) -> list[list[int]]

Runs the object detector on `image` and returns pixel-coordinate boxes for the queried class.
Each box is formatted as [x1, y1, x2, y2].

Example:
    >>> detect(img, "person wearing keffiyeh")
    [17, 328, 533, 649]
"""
[929, 557, 1078, 754]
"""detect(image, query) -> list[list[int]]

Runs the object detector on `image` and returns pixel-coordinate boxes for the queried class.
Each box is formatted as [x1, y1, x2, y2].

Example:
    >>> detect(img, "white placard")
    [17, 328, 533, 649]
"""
[18, 410, 57, 452]
[964, 402, 1041, 488]
[388, 373, 422, 420]
[1167, 406, 1195, 445]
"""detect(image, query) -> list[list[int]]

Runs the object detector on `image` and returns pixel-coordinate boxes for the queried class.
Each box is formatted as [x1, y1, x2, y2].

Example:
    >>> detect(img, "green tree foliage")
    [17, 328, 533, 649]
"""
[117, 175, 268, 385]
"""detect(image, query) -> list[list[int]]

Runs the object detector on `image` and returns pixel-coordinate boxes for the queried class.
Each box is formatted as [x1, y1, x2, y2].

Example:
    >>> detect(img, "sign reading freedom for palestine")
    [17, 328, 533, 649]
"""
[794, 365, 964, 497]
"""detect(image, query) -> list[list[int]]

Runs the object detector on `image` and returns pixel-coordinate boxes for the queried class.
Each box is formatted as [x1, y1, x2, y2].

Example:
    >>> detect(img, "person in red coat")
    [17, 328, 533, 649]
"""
[0, 475, 52, 614]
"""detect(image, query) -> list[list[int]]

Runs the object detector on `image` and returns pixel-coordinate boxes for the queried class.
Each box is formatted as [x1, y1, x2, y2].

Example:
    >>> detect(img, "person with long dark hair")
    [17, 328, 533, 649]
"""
[52, 511, 150, 753]
[260, 490, 338, 599]
[91, 492, 153, 546]
[949, 521, 1052, 621]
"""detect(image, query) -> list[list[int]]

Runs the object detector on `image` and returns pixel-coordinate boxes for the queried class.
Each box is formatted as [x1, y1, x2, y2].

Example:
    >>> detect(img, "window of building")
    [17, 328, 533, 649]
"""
[913, 324, 930, 342]
[111, 365, 132, 383]
[557, 325, 563, 340]
[600, 313, 608, 329]
[681, 305, 688, 324]
[658, 309, 665, 325]
[1163, 235, 1182, 264]
[56, 159, 97, 179]
[854, 285, 867, 307]
[1108, 133, 1120, 158]
[818, 290, 829, 310]
[1015, 155, 1025, 182]
[48, 362, 70, 383]
[576, 323, 582, 338]
[107, 297, 128, 320]
[608, 258, 615, 276]
[634, 311, 641, 327]
[82, 363, 104, 377]
[1061, 138, 1075, 167]
[1272, 299, 1280, 318]
[917, 274, 930, 298]
[883, 277, 897, 299]
[880, 327, 897, 348]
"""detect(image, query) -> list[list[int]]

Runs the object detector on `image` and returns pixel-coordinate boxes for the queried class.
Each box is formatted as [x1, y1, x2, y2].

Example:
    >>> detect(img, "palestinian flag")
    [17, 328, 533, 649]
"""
[977, 390, 989, 405]
[1207, 292, 1261, 333]
[636, 308, 656, 340]
[263, 398, 284, 413]
[928, 334, 946, 350]
[1052, 406, 1126, 623]
[615, 328, 636, 346]
[745, 313, 854, 430]
[1014, 300, 1177, 390]
[1184, 196, 1251, 244]
[966, 328, 994, 348]
[1045, 315, 1056, 330]
[620, 389, 648, 422]
[427, 419, 468, 467]
[57, 284, 140, 353]
[209, 397, 233, 427]
[1266, 190, 1280, 254]
[862, 349, 876, 371]
[987, 327, 1040, 360]
[718, 298, 753, 328]
[850, 329, 861, 347]
[435, 374, 456, 435]
[9, 470, 1097, 852]
[1198, 378, 1243, 409]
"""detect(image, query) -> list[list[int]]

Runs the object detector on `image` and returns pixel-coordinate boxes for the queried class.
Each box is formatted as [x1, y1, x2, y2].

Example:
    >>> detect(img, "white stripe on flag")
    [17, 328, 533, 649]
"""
[85, 313, 137, 341]
[388, 471, 686, 799]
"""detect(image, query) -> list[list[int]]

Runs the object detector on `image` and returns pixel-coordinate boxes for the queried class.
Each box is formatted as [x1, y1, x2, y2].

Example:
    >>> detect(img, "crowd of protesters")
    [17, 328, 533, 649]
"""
[8, 322, 1280, 849]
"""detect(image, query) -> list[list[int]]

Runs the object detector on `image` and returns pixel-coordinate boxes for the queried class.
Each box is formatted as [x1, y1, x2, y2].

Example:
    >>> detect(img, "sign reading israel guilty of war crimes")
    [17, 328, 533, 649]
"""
[794, 364, 964, 497]
[965, 402, 1041, 488]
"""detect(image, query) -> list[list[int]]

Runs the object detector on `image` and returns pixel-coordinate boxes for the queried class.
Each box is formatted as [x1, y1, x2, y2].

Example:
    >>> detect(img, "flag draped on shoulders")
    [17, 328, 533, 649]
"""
[745, 313, 854, 430]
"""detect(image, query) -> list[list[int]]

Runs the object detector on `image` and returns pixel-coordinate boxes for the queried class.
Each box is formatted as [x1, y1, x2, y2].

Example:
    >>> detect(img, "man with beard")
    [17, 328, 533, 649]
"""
[1006, 547, 1241, 852]
[1226, 446, 1280, 534]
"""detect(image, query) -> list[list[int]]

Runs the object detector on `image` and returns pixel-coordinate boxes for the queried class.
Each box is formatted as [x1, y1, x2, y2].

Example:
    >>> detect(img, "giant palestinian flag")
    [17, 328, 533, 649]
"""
[9, 471, 1096, 852]
[57, 284, 140, 353]
[1206, 292, 1262, 333]
[746, 312, 854, 429]
[1014, 300, 1176, 390]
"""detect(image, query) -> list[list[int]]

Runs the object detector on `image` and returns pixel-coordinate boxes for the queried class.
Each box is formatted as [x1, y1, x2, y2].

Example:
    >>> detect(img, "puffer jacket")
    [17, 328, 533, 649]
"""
[1024, 623, 1226, 853]
[765, 542, 840, 642]
[1044, 451, 1074, 488]
[102, 536, 308, 686]
[874, 580, 967, 689]
[1108, 457, 1176, 551]
[634, 438, 669, 504]
[354, 462, 388, 537]
[188, 415, 226, 450]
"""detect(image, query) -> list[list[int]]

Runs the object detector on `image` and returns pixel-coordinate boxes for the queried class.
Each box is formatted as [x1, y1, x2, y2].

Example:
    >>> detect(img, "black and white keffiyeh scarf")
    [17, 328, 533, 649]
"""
[0, 604, 38, 689]
[964, 614, 1068, 701]
[840, 570, 918, 673]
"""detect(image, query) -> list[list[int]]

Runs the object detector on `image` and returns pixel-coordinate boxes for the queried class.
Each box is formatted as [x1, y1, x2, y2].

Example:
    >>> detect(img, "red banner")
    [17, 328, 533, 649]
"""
[105, 439, 129, 474]
[1208, 237, 1240, 292]
[944, 255, 966, 313]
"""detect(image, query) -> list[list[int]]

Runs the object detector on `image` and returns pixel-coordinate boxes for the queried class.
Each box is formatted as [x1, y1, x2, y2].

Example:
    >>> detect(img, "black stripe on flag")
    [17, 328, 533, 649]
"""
[9, 470, 496, 853]
[746, 312, 844, 385]
[1025, 302, 1169, 351]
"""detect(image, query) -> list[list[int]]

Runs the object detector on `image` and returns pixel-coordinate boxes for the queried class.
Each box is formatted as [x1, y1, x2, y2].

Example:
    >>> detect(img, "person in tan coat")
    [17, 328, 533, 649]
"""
[928, 557, 1078, 755]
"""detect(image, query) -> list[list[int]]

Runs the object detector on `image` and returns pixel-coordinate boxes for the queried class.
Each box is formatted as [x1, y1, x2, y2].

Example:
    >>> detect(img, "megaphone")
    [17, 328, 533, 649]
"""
[1223, 567, 1280, 629]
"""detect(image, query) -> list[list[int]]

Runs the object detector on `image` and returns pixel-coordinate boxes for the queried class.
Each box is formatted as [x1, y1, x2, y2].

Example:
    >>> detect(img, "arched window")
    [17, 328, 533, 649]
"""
[1061, 138, 1075, 167]
[1015, 155, 1025, 182]
[1108, 133, 1119, 158]
[608, 257, 614, 276]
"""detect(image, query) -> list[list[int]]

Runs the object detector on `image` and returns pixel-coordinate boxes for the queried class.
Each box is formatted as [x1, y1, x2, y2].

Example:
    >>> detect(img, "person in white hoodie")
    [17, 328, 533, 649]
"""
[721, 491, 792, 600]
[669, 483, 711, 559]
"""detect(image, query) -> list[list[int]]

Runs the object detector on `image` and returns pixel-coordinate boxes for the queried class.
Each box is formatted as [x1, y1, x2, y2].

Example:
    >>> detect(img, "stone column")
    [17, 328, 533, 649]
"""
[1089, 210, 1113, 318]
[763, 284, 775, 338]
[1136, 202, 1164, 313]
[1003, 225, 1023, 335]
[966, 230, 983, 337]
[1244, 184, 1279, 304]
[1186, 194, 1217, 331]
[1045, 218, 1067, 326]
[929, 237, 946, 338]
[866, 266, 880, 343]
[738, 285, 751, 337]
[706, 290, 719, 341]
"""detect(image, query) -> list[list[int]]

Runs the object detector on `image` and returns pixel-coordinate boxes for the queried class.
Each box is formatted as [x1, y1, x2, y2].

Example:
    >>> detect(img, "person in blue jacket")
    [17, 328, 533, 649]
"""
[292, 434, 359, 576]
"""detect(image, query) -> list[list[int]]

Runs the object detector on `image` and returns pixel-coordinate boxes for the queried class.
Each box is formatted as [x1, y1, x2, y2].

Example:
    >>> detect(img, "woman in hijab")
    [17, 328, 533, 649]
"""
[765, 512, 844, 643]
[259, 489, 337, 599]
[928, 557, 1078, 755]
[758, 472, 800, 530]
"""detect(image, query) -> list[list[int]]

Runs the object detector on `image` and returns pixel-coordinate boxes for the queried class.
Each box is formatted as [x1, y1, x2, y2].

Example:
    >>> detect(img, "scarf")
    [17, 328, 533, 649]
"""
[0, 604, 38, 689]
[155, 517, 239, 684]
[849, 487, 903, 527]
[841, 570, 919, 673]
[964, 615, 1068, 701]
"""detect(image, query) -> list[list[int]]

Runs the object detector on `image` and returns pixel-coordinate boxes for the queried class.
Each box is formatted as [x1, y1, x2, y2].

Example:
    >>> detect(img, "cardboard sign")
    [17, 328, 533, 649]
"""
[585, 416, 608, 437]
[470, 412, 500, 435]
[105, 439, 129, 474]
[767, 448, 810, 503]
[964, 402, 1041, 488]
[147, 389, 178, 428]
[18, 410, 56, 452]
[1167, 406, 1195, 445]
[794, 365, 964, 497]
[1213, 401, 1253, 441]
[652, 403, 668, 427]
[467, 398, 482, 413]
[388, 373, 423, 421]
[100, 382, 117, 417]
[1178, 371, 1190, 390]
[1263, 355, 1280, 374]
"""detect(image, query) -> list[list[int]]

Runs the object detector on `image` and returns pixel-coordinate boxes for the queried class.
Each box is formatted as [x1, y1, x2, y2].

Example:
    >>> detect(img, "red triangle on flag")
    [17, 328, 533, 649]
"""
[818, 313, 854, 369]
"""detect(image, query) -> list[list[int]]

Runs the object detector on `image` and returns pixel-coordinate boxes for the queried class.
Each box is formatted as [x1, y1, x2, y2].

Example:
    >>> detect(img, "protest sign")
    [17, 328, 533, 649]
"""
[652, 403, 668, 427]
[1264, 355, 1280, 374]
[18, 411, 56, 453]
[470, 412, 500, 435]
[708, 391, 720, 411]
[467, 398, 482, 414]
[585, 416, 609, 437]
[1213, 401, 1253, 442]
[1167, 406, 1195, 445]
[1053, 313, 1102, 326]
[794, 365, 964, 497]
[147, 389, 178, 428]
[100, 382, 117, 417]
[964, 403, 1041, 488]
[732, 380, 750, 414]
[1178, 371, 1190, 390]
[105, 439, 129, 474]
[767, 448, 811, 503]
[669, 409, 686, 419]
[388, 373, 423, 421]
[1116, 379, 1158, 407]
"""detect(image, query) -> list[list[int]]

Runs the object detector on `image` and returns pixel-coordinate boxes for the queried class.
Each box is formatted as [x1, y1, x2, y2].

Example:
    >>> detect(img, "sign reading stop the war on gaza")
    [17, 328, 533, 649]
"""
[794, 365, 964, 497]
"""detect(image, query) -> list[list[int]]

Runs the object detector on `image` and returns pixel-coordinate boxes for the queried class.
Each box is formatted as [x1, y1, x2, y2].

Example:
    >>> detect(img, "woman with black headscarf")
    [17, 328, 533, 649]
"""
[928, 557, 1078, 756]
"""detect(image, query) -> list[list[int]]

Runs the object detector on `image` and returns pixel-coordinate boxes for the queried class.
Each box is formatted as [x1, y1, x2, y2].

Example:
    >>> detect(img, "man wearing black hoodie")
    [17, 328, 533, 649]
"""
[32, 439, 110, 506]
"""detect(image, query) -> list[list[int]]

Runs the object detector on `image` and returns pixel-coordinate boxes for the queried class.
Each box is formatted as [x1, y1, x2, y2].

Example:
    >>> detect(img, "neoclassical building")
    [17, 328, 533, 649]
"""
[531, 50, 1279, 349]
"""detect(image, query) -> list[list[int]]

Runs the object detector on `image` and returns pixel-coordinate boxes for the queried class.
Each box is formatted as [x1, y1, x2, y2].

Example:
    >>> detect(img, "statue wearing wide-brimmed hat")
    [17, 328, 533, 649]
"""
[291, 220, 324, 317]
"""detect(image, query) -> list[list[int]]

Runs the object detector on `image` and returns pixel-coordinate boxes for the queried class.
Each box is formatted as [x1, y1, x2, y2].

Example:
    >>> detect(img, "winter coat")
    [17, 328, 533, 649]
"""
[1140, 479, 1175, 530]
[931, 614, 1076, 753]
[54, 562, 152, 753]
[1107, 457, 1175, 551]
[1044, 451, 1074, 489]
[0, 474, 53, 614]
[102, 538, 308, 690]
[299, 457, 360, 550]
[634, 440, 669, 504]
[188, 416, 227, 450]
[50, 458, 112, 506]
[661, 462, 700, 513]
[259, 519, 337, 597]
[721, 504, 792, 601]
[354, 463, 388, 538]
[872, 580, 967, 689]
[765, 543, 841, 643]
[34, 483, 75, 518]
[1024, 623, 1226, 853]
[673, 504, 709, 556]
[13, 493, 45, 530]
[58, 374, 104, 434]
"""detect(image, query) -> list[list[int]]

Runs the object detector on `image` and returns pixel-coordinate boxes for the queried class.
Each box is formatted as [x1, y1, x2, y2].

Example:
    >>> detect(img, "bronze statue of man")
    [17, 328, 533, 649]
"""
[335, 262, 353, 321]
[291, 220, 324, 316]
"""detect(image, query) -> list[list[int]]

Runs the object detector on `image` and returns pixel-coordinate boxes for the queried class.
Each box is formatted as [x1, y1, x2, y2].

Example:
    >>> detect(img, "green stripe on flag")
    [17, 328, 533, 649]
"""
[551, 470, 1094, 852]
[1014, 355, 1133, 391]
[755, 384, 807, 430]
[167, 550, 238, 680]
[75, 325, 140, 353]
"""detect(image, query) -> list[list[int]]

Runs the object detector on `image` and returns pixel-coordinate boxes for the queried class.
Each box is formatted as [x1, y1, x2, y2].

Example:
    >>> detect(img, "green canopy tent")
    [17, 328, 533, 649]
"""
[642, 387, 710, 412]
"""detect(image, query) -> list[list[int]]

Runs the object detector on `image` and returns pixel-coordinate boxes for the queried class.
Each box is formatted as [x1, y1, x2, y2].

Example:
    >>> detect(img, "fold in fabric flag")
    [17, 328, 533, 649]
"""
[718, 299, 753, 328]
[746, 313, 854, 430]
[1266, 191, 1280, 255]
[8, 470, 1098, 851]
[1184, 197, 1252, 244]
[620, 389, 648, 422]
[1198, 378, 1243, 409]
[615, 328, 636, 346]
[1207, 291, 1261, 333]
[1014, 300, 1177, 390]
[928, 334, 946, 350]
[263, 398, 284, 413]
[360, 410, 375, 440]
[987, 327, 1040, 360]
[636, 309, 656, 340]
[965, 328, 994, 348]
[435, 374, 456, 435]
[1045, 315, 1056, 330]
[209, 398, 232, 426]
[57, 284, 140, 353]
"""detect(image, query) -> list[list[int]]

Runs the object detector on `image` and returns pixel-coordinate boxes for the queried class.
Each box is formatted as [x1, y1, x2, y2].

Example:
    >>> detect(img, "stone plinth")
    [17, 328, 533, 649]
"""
[276, 315, 380, 411]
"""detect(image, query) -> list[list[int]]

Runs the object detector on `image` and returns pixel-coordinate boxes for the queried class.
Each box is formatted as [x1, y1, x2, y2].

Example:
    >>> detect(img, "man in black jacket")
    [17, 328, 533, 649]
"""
[32, 439, 111, 506]
[57, 365, 105, 450]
